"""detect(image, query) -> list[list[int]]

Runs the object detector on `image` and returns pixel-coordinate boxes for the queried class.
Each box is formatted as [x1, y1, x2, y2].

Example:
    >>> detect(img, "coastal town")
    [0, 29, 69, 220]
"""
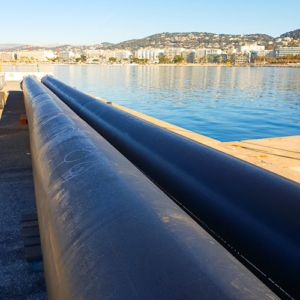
[1, 30, 300, 65]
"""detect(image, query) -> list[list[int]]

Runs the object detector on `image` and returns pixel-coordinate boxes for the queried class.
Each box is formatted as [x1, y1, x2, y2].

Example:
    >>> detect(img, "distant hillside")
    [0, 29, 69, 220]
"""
[280, 29, 300, 40]
[100, 32, 274, 51]
[1, 29, 299, 53]
[0, 43, 24, 50]
[6, 44, 72, 52]
[40, 44, 64, 48]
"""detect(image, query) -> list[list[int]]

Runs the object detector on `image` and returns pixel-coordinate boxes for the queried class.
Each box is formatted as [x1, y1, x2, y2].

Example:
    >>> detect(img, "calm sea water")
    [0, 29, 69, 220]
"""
[3, 65, 300, 142]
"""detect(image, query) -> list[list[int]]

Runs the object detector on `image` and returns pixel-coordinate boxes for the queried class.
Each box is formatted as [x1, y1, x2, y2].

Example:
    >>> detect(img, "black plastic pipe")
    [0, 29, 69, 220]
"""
[42, 75, 300, 300]
[23, 76, 280, 300]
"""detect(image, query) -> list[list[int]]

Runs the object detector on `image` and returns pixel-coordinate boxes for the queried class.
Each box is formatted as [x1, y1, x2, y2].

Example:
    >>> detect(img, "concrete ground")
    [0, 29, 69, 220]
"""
[218, 136, 300, 184]
[0, 82, 47, 300]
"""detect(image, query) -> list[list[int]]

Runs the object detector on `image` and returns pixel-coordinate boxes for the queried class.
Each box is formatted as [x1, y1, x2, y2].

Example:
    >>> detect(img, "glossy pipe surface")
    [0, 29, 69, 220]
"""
[23, 76, 280, 300]
[42, 76, 300, 300]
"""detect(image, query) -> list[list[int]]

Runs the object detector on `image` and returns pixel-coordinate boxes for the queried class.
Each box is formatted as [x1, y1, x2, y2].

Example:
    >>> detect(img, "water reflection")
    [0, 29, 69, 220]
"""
[3, 65, 300, 142]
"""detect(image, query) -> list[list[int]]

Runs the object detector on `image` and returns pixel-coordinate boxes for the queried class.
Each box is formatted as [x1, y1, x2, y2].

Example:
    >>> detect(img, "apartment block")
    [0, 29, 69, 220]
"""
[97, 50, 132, 61]
[163, 48, 185, 59]
[253, 50, 276, 57]
[17, 51, 54, 61]
[59, 51, 74, 60]
[195, 48, 221, 59]
[278, 47, 300, 56]
[235, 53, 250, 64]
[115, 50, 132, 61]
[0, 52, 16, 61]
[135, 48, 164, 61]
[239, 44, 265, 52]
[182, 50, 195, 63]
[85, 49, 105, 57]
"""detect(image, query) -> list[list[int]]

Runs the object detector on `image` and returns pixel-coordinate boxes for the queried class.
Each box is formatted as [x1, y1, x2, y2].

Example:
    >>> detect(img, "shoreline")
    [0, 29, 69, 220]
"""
[1, 63, 300, 68]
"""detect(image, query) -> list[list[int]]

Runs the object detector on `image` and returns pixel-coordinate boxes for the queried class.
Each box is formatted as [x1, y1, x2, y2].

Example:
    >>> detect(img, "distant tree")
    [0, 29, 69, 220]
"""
[208, 55, 214, 63]
[75, 57, 83, 62]
[215, 55, 222, 63]
[158, 55, 170, 63]
[93, 59, 99, 62]
[109, 57, 117, 62]
[232, 54, 236, 62]
[173, 55, 184, 63]
[267, 45, 273, 50]
[124, 58, 128, 61]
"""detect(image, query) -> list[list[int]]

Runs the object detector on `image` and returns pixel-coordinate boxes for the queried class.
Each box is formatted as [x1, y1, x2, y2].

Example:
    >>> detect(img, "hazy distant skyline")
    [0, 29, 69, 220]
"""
[2, 0, 299, 45]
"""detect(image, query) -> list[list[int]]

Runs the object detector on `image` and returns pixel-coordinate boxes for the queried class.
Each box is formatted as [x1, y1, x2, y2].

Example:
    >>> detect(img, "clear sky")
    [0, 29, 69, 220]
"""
[2, 0, 300, 45]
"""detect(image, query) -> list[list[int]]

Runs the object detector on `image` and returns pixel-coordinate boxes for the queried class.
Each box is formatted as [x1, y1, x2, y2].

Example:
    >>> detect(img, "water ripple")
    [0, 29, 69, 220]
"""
[4, 65, 300, 142]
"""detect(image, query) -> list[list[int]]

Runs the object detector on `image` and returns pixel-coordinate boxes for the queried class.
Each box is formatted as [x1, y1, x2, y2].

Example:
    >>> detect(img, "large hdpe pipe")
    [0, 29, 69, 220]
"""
[42, 76, 300, 300]
[22, 76, 280, 300]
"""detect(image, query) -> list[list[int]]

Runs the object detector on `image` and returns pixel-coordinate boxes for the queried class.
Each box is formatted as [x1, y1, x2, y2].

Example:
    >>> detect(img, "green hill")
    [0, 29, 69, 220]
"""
[100, 32, 274, 51]
[280, 29, 300, 40]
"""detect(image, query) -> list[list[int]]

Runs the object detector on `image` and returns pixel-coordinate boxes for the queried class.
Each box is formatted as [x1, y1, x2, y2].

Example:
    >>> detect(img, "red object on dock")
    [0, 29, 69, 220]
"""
[20, 114, 27, 125]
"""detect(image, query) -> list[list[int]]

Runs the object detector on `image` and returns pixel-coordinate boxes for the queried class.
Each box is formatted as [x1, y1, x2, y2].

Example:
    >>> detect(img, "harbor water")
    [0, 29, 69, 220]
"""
[3, 65, 300, 142]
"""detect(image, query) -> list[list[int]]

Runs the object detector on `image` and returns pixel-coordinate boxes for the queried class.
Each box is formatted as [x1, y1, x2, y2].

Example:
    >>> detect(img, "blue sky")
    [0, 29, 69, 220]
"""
[2, 0, 300, 45]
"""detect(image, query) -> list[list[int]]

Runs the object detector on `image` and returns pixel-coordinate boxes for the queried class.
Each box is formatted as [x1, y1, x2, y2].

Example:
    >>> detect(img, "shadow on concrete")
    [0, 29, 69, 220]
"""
[0, 90, 47, 300]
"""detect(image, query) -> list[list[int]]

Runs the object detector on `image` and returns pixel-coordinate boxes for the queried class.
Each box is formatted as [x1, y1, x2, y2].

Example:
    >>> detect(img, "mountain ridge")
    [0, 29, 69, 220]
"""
[280, 29, 300, 40]
[1, 29, 299, 52]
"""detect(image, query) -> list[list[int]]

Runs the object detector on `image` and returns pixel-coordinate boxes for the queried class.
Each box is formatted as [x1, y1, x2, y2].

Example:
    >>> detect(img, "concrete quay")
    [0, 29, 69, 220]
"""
[0, 81, 13, 117]
[0, 81, 46, 300]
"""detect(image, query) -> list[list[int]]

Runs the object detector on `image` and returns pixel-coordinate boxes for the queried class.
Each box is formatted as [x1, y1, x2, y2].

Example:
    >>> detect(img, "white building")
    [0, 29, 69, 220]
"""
[135, 48, 164, 62]
[283, 37, 292, 42]
[89, 50, 132, 61]
[85, 49, 105, 58]
[102, 50, 115, 61]
[253, 50, 276, 57]
[278, 47, 300, 56]
[163, 48, 185, 59]
[0, 52, 16, 61]
[16, 50, 55, 61]
[238, 44, 265, 52]
[44, 51, 55, 59]
[59, 51, 74, 60]
[227, 48, 237, 55]
[115, 50, 132, 61]
[235, 53, 250, 64]
[182, 50, 195, 63]
[195, 48, 221, 59]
